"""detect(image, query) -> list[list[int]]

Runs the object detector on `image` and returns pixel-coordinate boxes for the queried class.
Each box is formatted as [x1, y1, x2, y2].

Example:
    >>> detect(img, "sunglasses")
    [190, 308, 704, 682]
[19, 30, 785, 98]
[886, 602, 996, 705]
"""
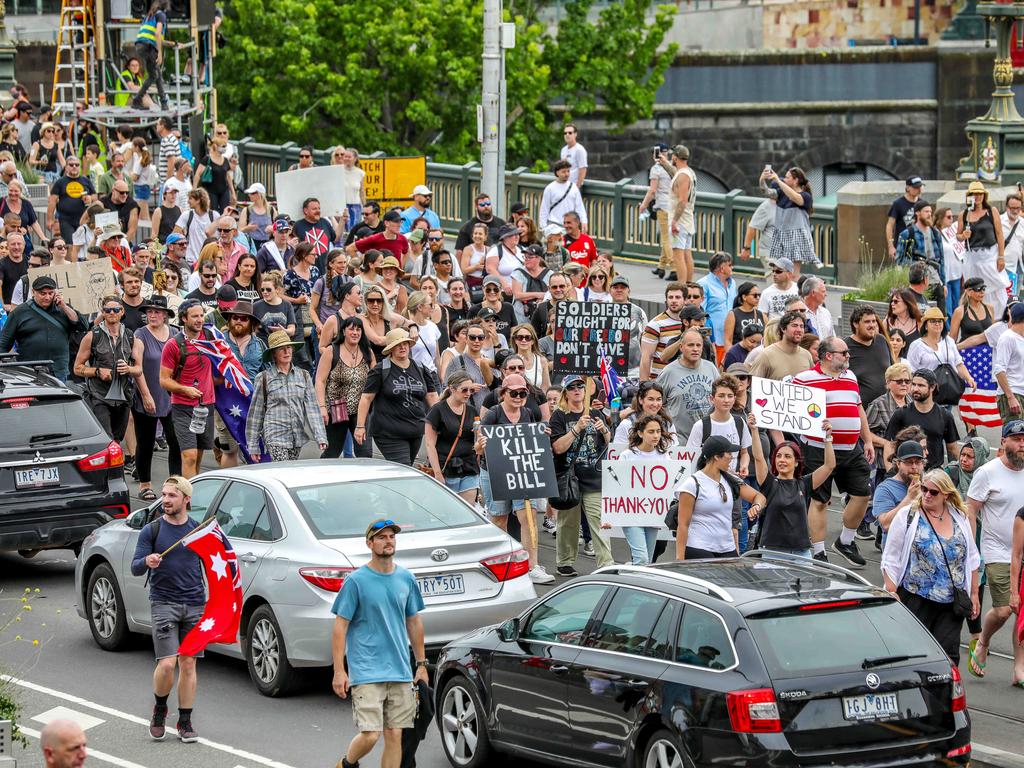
[773, 269, 784, 274]
[102, 306, 122, 314]
[428, 236, 443, 242]
[456, 386, 474, 394]
[505, 365, 525, 372]
[260, 287, 274, 292]
[217, 228, 234, 234]
[749, 293, 761, 298]
[362, 210, 374, 216]
[830, 350, 851, 357]
[478, 201, 492, 207]
[299, 154, 312, 159]
[366, 297, 384, 304]
[484, 286, 500, 293]
[506, 389, 529, 398]
[688, 294, 701, 300]
[467, 334, 486, 341]
[565, 382, 585, 391]
[514, 334, 534, 342]
[202, 272, 218, 279]
[438, 260, 451, 266]
[368, 519, 397, 533]
[891, 378, 911, 384]
[921, 486, 943, 498]
[52, 244, 67, 249]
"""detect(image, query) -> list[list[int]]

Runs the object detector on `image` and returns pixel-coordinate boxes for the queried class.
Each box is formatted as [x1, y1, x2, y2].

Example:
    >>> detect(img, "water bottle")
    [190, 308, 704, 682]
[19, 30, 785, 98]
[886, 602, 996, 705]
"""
[188, 379, 208, 434]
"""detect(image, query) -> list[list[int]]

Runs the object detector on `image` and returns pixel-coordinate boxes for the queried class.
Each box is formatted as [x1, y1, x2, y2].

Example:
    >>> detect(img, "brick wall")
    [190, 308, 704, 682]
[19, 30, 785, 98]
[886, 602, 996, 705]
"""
[761, 0, 955, 49]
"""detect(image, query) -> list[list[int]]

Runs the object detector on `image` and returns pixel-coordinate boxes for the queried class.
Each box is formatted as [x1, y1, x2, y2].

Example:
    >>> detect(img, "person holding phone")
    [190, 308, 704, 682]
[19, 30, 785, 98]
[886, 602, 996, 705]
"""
[959, 181, 1007, 320]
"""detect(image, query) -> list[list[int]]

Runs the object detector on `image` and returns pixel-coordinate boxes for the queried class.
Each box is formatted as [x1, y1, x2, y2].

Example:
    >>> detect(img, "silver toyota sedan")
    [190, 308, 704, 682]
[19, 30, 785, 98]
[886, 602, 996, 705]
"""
[74, 459, 537, 696]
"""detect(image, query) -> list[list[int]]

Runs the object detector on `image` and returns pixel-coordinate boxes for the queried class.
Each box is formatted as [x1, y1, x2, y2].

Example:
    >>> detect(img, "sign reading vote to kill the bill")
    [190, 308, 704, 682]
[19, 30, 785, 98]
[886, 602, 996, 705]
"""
[553, 301, 631, 376]
[480, 421, 558, 501]
[750, 376, 827, 438]
[602, 460, 688, 528]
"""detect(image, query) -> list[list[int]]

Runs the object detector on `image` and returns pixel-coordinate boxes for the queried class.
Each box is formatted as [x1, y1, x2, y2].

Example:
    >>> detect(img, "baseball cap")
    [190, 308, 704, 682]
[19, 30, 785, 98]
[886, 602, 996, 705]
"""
[477, 307, 498, 320]
[963, 276, 986, 292]
[1003, 420, 1024, 438]
[610, 274, 630, 287]
[769, 257, 795, 273]
[244, 182, 266, 196]
[411, 184, 433, 196]
[906, 176, 924, 188]
[912, 368, 937, 385]
[725, 362, 751, 377]
[163, 475, 193, 498]
[217, 284, 238, 302]
[510, 202, 528, 215]
[482, 274, 502, 289]
[365, 518, 401, 540]
[31, 275, 57, 290]
[700, 435, 739, 460]
[671, 144, 689, 160]
[561, 374, 584, 389]
[654, 143, 670, 153]
[1011, 303, 1024, 323]
[680, 305, 707, 321]
[523, 243, 544, 257]
[273, 217, 291, 232]
[383, 210, 403, 223]
[407, 228, 425, 244]
[896, 440, 925, 460]
[14, 101, 31, 113]
[542, 223, 564, 238]
[164, 232, 185, 246]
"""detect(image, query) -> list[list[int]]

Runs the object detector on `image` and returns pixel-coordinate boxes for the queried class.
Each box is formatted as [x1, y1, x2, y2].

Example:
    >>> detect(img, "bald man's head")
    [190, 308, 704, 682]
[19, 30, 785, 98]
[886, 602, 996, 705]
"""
[41, 719, 87, 768]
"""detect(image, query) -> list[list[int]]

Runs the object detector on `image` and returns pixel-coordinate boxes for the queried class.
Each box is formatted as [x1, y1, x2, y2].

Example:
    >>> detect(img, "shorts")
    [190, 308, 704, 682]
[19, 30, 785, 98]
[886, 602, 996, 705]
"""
[803, 443, 872, 504]
[351, 682, 417, 732]
[151, 602, 205, 659]
[444, 474, 479, 493]
[214, 410, 239, 453]
[134, 183, 152, 202]
[998, 393, 1024, 425]
[985, 562, 1011, 608]
[480, 468, 527, 517]
[171, 403, 215, 452]
[672, 229, 693, 250]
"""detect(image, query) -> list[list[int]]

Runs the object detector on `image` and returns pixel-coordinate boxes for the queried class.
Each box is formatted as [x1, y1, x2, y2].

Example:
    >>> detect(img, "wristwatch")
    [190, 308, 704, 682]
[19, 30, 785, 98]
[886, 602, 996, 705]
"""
[415, 659, 429, 669]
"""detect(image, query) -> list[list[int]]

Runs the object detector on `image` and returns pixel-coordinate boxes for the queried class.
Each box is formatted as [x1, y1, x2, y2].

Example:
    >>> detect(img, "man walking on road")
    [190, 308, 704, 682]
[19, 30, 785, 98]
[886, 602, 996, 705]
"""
[332, 519, 429, 768]
[40, 719, 88, 767]
[560, 123, 588, 187]
[130, 476, 204, 743]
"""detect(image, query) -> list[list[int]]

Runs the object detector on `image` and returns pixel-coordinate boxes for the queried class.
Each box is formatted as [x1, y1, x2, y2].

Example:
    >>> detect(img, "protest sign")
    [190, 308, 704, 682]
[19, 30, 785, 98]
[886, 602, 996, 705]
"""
[750, 376, 826, 438]
[275, 166, 349, 220]
[95, 212, 120, 230]
[553, 301, 631, 376]
[480, 421, 557, 501]
[28, 258, 116, 312]
[601, 459, 688, 529]
[605, 442, 697, 465]
[361, 156, 426, 210]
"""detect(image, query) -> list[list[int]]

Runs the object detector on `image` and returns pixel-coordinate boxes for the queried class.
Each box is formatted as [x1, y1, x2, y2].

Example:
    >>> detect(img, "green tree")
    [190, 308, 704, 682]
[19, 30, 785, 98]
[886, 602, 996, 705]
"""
[217, 0, 676, 169]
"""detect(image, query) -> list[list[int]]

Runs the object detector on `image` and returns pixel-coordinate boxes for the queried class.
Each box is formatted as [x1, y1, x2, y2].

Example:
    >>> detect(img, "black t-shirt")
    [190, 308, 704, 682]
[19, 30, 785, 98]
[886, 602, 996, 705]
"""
[549, 409, 609, 492]
[100, 194, 140, 235]
[185, 287, 218, 312]
[482, 388, 543, 421]
[199, 154, 230, 194]
[364, 359, 438, 439]
[51, 174, 96, 222]
[121, 299, 145, 332]
[227, 277, 260, 303]
[887, 196, 916, 240]
[480, 403, 537, 471]
[845, 333, 891, 408]
[0, 257, 28, 304]
[758, 473, 813, 550]
[885, 402, 960, 470]
[469, 301, 517, 340]
[425, 400, 479, 477]
[253, 299, 297, 343]
[344, 220, 384, 246]
[455, 214, 506, 252]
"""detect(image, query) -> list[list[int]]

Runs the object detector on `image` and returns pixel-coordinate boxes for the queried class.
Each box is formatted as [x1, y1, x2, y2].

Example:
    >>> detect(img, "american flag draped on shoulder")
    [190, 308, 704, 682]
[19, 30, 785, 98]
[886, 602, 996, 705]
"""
[960, 344, 1002, 429]
[177, 518, 243, 657]
[188, 326, 269, 463]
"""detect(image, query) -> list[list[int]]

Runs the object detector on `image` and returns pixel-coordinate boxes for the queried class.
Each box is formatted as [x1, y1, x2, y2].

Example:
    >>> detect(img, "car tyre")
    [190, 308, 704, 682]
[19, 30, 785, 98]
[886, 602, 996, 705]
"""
[245, 604, 300, 697]
[641, 728, 692, 768]
[439, 675, 491, 768]
[87, 563, 129, 651]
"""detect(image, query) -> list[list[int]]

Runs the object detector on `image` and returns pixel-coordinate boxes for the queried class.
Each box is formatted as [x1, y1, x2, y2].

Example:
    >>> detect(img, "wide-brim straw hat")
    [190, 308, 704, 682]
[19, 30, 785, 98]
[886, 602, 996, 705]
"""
[262, 329, 303, 362]
[381, 327, 413, 355]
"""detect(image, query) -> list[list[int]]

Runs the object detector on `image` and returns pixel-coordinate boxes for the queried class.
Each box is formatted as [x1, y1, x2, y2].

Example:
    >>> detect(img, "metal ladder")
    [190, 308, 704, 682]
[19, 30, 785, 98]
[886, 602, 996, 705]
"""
[51, 0, 98, 120]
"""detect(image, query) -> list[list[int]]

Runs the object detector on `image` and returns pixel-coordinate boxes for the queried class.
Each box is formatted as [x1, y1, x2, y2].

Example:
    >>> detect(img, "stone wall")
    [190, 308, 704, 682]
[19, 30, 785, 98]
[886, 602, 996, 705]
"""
[761, 0, 954, 49]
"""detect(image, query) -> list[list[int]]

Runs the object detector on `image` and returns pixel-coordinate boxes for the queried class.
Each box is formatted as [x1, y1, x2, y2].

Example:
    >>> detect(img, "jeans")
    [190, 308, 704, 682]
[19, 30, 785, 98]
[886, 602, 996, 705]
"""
[480, 468, 527, 516]
[946, 279, 962, 318]
[135, 42, 167, 107]
[555, 491, 613, 568]
[622, 526, 659, 565]
[764, 546, 813, 559]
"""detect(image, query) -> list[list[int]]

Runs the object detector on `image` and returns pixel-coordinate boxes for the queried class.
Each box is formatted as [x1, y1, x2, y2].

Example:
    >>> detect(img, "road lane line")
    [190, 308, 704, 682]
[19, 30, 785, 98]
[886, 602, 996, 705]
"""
[21, 726, 150, 768]
[3, 675, 298, 768]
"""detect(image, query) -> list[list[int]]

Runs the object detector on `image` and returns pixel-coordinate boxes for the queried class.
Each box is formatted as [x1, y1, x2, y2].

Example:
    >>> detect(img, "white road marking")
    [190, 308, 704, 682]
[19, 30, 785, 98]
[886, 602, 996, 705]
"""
[3, 675, 298, 768]
[21, 726, 149, 768]
[32, 705, 106, 730]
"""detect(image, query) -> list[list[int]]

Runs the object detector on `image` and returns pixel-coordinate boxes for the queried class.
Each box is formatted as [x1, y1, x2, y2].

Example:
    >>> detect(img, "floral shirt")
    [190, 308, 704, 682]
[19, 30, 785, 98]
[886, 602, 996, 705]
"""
[284, 265, 321, 300]
[902, 515, 967, 603]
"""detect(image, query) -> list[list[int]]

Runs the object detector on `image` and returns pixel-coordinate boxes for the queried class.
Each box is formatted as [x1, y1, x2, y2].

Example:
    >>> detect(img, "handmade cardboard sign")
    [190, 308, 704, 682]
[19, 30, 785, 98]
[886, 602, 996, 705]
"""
[601, 459, 689, 528]
[750, 376, 826, 438]
[553, 301, 631, 376]
[480, 421, 558, 501]
[605, 443, 697, 464]
[28, 258, 116, 313]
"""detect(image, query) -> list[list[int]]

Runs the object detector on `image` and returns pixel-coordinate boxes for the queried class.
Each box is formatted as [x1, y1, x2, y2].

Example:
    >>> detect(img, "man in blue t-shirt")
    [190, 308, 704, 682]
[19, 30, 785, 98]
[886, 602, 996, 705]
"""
[130, 475, 204, 743]
[874, 440, 925, 535]
[332, 519, 427, 768]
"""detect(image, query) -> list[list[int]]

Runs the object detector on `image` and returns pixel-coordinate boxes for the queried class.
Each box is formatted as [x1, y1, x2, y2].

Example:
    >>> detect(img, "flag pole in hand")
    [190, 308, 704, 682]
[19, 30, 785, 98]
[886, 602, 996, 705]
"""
[157, 514, 218, 558]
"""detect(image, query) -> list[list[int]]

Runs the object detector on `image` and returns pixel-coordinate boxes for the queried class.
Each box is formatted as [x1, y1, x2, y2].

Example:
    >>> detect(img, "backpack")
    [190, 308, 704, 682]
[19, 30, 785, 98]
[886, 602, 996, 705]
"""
[665, 471, 742, 534]
[701, 413, 749, 454]
[171, 328, 213, 382]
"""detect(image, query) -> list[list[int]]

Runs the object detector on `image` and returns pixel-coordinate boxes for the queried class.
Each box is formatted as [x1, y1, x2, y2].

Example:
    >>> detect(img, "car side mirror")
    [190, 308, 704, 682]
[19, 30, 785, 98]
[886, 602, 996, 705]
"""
[497, 617, 519, 642]
[126, 508, 148, 529]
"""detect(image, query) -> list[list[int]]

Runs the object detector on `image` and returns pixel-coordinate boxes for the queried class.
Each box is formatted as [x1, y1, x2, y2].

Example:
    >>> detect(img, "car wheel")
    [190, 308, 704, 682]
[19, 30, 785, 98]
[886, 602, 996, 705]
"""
[439, 675, 491, 768]
[245, 604, 300, 697]
[87, 563, 129, 651]
[642, 729, 691, 768]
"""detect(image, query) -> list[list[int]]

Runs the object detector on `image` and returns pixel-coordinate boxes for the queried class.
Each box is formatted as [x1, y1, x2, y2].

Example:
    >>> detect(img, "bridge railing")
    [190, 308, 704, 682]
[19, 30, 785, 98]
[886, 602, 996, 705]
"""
[234, 137, 836, 281]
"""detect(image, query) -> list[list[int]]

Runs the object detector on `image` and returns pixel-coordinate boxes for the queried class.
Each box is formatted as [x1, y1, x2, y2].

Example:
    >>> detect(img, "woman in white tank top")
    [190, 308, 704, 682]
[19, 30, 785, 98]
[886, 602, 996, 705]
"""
[510, 323, 551, 390]
[460, 222, 488, 289]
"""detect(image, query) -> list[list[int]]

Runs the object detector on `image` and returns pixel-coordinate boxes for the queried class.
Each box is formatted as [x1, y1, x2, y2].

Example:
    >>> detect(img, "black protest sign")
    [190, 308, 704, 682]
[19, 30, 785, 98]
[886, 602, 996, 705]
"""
[553, 301, 631, 376]
[480, 421, 558, 501]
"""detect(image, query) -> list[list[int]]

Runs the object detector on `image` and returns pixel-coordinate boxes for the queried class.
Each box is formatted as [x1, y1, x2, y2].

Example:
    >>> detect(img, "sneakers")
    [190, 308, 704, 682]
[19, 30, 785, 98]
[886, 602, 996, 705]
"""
[155, 436, 168, 451]
[149, 705, 167, 740]
[855, 520, 874, 540]
[542, 516, 556, 535]
[874, 525, 883, 552]
[831, 537, 866, 568]
[581, 541, 596, 558]
[176, 721, 198, 743]
[529, 565, 555, 584]
[556, 565, 578, 578]
[812, 551, 829, 564]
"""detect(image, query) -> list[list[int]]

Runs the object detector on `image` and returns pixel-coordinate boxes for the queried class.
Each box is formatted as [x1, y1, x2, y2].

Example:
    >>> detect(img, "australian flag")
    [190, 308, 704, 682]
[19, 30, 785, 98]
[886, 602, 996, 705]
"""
[599, 344, 621, 403]
[191, 326, 269, 463]
[177, 519, 243, 657]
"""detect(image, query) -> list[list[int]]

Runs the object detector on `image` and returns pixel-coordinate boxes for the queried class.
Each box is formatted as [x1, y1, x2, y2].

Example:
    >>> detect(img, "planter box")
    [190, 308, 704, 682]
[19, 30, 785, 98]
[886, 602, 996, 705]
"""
[839, 298, 889, 337]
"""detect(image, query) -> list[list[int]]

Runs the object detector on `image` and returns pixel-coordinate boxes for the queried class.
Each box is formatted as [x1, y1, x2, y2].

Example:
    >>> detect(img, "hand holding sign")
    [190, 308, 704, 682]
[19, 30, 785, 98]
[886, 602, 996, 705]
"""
[750, 376, 827, 438]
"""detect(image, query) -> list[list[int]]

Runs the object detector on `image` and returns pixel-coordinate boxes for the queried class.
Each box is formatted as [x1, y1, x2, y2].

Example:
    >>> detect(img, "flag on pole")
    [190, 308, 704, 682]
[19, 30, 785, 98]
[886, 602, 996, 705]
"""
[960, 344, 1002, 429]
[177, 519, 243, 657]
[598, 345, 620, 402]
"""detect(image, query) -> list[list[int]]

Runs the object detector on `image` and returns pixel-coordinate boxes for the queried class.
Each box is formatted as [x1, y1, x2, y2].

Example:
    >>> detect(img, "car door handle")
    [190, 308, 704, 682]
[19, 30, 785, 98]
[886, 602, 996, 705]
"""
[239, 553, 257, 563]
[549, 665, 570, 674]
[626, 679, 649, 690]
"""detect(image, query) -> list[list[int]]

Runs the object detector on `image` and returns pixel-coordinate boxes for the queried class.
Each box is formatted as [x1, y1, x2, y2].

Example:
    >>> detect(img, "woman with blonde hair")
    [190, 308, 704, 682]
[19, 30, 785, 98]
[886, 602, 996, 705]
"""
[509, 322, 550, 390]
[194, 124, 235, 212]
[580, 265, 612, 302]
[239, 182, 275, 252]
[881, 468, 980, 664]
[0, 122, 25, 162]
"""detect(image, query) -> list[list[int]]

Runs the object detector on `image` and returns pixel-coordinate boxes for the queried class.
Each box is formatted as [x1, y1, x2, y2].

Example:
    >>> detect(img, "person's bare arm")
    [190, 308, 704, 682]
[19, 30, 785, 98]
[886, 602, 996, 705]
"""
[331, 616, 350, 698]
[406, 613, 428, 684]
[886, 216, 896, 259]
[47, 194, 59, 234]
[638, 175, 658, 213]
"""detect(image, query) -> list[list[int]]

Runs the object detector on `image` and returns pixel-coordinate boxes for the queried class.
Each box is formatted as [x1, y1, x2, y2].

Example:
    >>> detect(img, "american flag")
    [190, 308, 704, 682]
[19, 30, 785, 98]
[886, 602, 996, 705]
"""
[599, 345, 621, 402]
[960, 344, 1002, 429]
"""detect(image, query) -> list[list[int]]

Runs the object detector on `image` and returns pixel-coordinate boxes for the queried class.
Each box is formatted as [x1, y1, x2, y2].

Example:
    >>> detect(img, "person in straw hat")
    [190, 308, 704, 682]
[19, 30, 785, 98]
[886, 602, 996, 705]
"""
[377, 254, 408, 315]
[245, 329, 327, 462]
[958, 180, 1008, 319]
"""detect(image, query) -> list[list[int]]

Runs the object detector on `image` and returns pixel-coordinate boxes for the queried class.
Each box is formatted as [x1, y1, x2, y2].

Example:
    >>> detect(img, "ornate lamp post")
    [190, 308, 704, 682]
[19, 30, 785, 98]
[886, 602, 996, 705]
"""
[0, 0, 16, 96]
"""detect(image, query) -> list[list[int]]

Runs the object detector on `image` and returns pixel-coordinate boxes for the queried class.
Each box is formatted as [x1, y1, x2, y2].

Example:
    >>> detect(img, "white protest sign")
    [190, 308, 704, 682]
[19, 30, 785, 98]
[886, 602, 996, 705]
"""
[275, 165, 349, 220]
[605, 442, 697, 465]
[28, 258, 116, 313]
[750, 376, 826, 438]
[94, 212, 120, 230]
[601, 459, 688, 529]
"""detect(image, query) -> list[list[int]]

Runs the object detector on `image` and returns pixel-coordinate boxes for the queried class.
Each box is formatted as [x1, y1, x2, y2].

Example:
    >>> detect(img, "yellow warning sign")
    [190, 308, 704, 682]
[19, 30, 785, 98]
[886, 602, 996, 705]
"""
[361, 157, 427, 210]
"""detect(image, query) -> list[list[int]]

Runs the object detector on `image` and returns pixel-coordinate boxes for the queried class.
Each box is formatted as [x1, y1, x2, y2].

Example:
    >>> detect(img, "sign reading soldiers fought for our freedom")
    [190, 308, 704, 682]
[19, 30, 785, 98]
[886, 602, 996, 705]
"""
[553, 301, 631, 376]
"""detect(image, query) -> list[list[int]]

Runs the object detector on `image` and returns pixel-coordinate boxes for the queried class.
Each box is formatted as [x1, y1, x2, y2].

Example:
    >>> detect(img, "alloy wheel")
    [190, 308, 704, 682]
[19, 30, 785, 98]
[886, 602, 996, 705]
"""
[250, 617, 280, 683]
[441, 684, 479, 766]
[90, 576, 117, 638]
[645, 737, 683, 768]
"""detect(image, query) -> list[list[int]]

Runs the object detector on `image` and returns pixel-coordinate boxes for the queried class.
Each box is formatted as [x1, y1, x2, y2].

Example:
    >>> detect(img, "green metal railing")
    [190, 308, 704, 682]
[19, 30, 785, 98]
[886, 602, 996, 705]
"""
[234, 137, 837, 281]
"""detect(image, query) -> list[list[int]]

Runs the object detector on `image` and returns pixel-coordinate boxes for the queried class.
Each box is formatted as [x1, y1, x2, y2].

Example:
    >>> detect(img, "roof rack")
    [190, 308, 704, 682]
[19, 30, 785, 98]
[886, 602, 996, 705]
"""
[594, 564, 734, 603]
[740, 549, 873, 588]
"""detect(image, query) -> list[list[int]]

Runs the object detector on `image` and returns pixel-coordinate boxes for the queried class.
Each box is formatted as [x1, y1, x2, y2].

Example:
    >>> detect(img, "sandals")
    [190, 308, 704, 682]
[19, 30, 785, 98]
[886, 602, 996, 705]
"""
[968, 638, 987, 678]
[138, 488, 157, 501]
[1012, 681, 1024, 689]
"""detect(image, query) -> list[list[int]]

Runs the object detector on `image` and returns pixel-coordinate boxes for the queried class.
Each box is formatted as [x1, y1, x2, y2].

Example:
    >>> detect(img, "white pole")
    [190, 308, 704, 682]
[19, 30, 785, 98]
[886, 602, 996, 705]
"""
[481, 0, 502, 219]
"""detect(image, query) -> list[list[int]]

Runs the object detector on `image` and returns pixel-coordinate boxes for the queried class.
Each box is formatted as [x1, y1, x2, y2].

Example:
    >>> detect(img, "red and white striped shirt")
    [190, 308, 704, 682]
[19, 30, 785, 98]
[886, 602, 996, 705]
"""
[792, 363, 863, 451]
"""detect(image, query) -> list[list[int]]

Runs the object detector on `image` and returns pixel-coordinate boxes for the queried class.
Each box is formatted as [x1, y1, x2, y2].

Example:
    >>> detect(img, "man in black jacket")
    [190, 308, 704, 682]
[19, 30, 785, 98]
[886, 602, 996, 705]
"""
[0, 275, 86, 381]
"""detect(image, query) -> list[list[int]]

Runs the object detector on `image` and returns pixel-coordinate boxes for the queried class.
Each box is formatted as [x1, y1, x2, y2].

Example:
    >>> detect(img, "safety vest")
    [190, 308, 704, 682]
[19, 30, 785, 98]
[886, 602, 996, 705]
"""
[137, 15, 159, 45]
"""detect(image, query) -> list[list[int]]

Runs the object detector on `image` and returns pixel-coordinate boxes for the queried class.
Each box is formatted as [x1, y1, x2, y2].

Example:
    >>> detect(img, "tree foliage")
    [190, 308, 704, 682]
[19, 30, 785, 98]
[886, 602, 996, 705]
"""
[217, 0, 676, 169]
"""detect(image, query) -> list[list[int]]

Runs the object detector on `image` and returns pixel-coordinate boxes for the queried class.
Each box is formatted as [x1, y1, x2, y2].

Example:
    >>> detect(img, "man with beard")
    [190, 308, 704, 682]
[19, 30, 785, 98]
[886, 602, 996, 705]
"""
[399, 184, 440, 233]
[455, 193, 505, 251]
[895, 200, 946, 309]
[845, 305, 893, 407]
[343, 202, 383, 247]
[748, 310, 813, 382]
[873, 440, 926, 531]
[119, 267, 147, 331]
[966, 420, 1024, 681]
[884, 369, 960, 471]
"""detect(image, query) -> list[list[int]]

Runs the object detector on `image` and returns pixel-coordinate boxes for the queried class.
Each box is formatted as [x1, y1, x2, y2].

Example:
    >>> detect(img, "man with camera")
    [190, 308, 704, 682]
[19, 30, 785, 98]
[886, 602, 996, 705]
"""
[638, 143, 675, 278]
[895, 200, 946, 311]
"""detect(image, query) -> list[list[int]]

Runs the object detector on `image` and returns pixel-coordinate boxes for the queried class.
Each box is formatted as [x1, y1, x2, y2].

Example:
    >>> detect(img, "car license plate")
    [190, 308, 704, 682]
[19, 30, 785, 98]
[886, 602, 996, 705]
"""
[842, 693, 899, 721]
[14, 466, 60, 489]
[417, 574, 465, 597]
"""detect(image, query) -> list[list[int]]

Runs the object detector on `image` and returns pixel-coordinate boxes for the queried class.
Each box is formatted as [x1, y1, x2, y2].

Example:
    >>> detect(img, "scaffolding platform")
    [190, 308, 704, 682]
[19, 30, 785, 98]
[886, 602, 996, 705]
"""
[77, 101, 202, 129]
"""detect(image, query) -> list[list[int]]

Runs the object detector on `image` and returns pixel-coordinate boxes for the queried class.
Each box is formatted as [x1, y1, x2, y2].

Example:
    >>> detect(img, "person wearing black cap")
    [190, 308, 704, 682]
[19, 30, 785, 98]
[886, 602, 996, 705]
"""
[510, 244, 552, 320]
[874, 439, 926, 533]
[347, 208, 409, 264]
[950, 276, 994, 353]
[884, 368, 960, 472]
[886, 176, 923, 259]
[680, 303, 716, 364]
[0, 275, 86, 381]
[470, 275, 516, 342]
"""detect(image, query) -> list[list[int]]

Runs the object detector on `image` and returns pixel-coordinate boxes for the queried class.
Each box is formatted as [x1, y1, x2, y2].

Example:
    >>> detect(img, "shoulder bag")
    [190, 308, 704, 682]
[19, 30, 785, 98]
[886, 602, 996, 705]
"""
[416, 404, 467, 478]
[917, 507, 973, 619]
[549, 426, 583, 511]
[930, 341, 966, 406]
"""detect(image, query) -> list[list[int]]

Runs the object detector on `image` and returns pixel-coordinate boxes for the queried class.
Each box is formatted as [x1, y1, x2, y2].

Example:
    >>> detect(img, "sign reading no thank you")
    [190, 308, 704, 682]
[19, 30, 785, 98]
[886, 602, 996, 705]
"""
[480, 421, 557, 501]
[602, 460, 688, 528]
[553, 301, 631, 376]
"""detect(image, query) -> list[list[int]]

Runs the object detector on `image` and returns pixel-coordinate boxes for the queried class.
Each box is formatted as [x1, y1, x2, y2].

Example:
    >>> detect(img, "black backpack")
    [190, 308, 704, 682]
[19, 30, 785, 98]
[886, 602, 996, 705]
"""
[665, 471, 742, 534]
[171, 328, 213, 381]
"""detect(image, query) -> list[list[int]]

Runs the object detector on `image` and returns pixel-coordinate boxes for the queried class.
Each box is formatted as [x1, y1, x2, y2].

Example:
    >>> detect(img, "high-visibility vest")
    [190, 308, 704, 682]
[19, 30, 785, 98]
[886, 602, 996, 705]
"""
[137, 14, 159, 45]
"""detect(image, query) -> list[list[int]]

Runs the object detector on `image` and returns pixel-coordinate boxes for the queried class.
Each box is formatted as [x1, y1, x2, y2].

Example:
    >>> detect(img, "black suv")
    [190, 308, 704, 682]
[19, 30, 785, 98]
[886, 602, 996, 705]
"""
[0, 359, 129, 555]
[434, 552, 971, 768]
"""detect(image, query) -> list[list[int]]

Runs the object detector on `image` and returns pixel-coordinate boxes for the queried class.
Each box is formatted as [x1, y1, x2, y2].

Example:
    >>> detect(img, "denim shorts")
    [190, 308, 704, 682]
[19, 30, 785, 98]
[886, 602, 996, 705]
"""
[445, 474, 480, 493]
[480, 468, 527, 517]
[151, 601, 205, 659]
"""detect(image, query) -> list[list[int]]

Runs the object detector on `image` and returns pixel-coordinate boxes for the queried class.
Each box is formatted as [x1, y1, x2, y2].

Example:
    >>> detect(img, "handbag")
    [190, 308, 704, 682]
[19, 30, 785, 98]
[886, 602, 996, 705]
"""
[930, 343, 966, 406]
[918, 507, 973, 619]
[416, 404, 467, 478]
[328, 400, 349, 424]
[548, 429, 583, 511]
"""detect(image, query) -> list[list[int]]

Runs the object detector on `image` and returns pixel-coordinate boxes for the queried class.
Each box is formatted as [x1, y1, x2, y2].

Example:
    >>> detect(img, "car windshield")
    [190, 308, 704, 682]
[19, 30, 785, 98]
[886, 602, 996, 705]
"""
[747, 601, 942, 679]
[0, 396, 100, 448]
[290, 477, 480, 538]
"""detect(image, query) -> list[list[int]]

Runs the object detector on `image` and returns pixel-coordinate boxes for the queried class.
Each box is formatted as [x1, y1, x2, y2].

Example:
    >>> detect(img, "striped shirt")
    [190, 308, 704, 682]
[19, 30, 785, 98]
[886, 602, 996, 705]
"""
[641, 311, 683, 376]
[159, 134, 180, 183]
[791, 363, 863, 451]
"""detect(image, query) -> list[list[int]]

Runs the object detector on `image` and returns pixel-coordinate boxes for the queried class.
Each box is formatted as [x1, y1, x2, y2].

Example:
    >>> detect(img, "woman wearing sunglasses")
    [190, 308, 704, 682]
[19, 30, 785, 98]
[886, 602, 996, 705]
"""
[580, 265, 612, 302]
[881, 469, 980, 665]
[724, 281, 766, 346]
[425, 370, 481, 504]
[509, 323, 550, 391]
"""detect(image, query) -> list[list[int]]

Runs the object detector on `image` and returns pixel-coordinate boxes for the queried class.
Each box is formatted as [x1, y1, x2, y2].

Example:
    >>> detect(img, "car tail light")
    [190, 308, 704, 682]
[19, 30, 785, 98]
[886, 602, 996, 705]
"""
[946, 744, 970, 758]
[798, 599, 861, 612]
[2, 396, 34, 409]
[77, 441, 124, 471]
[300, 567, 354, 592]
[104, 504, 130, 519]
[950, 664, 966, 712]
[481, 548, 530, 581]
[727, 689, 782, 733]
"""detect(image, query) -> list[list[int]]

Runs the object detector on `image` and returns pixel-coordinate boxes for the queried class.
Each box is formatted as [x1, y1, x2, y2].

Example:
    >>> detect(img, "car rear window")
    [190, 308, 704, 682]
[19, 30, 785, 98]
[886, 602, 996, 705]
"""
[747, 600, 943, 678]
[0, 396, 101, 448]
[291, 477, 481, 538]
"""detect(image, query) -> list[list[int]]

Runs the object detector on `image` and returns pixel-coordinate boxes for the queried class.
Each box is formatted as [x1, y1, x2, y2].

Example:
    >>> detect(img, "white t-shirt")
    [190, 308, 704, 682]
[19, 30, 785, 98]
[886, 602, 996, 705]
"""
[684, 414, 752, 473]
[164, 175, 193, 210]
[906, 336, 962, 374]
[758, 284, 799, 320]
[339, 165, 365, 206]
[993, 327, 1024, 395]
[985, 321, 1009, 348]
[678, 470, 735, 553]
[621, 447, 668, 461]
[1002, 211, 1024, 275]
[967, 458, 1024, 563]
[411, 321, 441, 372]
[649, 163, 672, 211]
[560, 143, 588, 185]
[175, 208, 217, 266]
